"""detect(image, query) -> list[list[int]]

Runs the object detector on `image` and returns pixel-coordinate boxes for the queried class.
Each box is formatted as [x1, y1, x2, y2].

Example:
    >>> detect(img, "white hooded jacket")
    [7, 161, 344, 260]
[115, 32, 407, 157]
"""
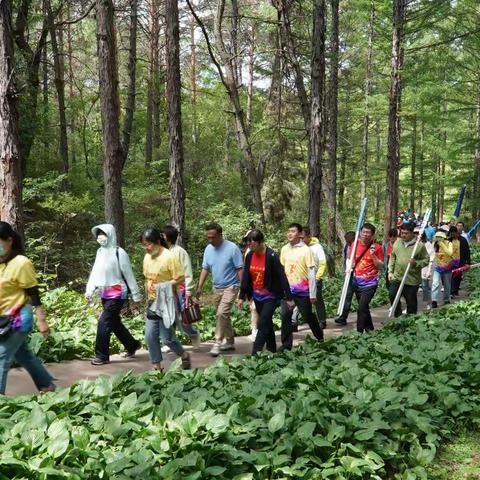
[85, 224, 141, 301]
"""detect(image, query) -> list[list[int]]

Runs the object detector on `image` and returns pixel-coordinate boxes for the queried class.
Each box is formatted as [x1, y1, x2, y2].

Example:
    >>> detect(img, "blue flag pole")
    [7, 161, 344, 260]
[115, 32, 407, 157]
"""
[453, 184, 467, 220]
[467, 219, 480, 242]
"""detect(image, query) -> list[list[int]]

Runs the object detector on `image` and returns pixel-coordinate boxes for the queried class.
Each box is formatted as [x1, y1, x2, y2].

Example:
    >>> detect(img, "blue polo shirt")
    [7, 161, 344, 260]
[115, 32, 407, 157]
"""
[202, 240, 243, 289]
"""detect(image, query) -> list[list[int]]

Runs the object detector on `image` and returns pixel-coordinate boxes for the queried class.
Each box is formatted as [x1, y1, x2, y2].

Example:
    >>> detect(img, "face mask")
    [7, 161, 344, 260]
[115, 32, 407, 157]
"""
[0, 244, 6, 257]
[97, 235, 108, 247]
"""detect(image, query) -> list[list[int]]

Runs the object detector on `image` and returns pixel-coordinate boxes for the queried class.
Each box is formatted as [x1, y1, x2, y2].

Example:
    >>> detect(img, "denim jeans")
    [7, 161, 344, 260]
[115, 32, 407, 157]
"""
[0, 331, 54, 394]
[95, 299, 139, 361]
[431, 271, 452, 302]
[145, 309, 184, 364]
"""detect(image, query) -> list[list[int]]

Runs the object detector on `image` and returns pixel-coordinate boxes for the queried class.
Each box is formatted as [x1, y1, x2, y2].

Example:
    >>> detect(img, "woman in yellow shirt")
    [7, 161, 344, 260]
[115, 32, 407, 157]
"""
[0, 222, 55, 395]
[141, 228, 191, 371]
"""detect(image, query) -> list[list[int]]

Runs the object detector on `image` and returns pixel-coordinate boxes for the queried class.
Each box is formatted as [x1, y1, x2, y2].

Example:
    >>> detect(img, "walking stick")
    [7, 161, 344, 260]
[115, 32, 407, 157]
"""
[388, 208, 431, 318]
[337, 197, 367, 316]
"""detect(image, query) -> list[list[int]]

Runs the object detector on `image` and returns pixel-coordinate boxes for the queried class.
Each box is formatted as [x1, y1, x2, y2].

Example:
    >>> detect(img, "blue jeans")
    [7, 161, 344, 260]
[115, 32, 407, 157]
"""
[0, 331, 55, 394]
[431, 271, 452, 302]
[145, 310, 184, 364]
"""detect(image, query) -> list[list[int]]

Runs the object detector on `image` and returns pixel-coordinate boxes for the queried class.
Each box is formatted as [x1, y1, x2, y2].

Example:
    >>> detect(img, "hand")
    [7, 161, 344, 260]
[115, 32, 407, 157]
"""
[86, 295, 94, 307]
[409, 259, 417, 266]
[310, 298, 317, 305]
[195, 289, 202, 299]
[237, 299, 244, 310]
[36, 307, 50, 338]
[388, 274, 394, 282]
[370, 246, 376, 256]
[286, 300, 295, 310]
[185, 294, 191, 308]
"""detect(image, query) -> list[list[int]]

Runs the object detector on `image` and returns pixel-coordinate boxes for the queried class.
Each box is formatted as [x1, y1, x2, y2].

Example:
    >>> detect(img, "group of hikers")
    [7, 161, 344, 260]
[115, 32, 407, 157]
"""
[0, 214, 474, 394]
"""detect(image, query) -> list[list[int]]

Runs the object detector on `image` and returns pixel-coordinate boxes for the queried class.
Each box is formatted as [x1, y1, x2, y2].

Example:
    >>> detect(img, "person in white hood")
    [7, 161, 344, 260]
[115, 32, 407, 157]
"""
[86, 224, 142, 365]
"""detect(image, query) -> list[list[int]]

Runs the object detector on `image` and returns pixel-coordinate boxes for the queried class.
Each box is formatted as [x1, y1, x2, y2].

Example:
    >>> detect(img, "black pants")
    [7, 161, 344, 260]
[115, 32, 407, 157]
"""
[352, 285, 376, 333]
[95, 299, 139, 360]
[388, 281, 419, 317]
[315, 280, 327, 326]
[280, 295, 324, 351]
[252, 298, 279, 355]
[451, 272, 463, 296]
[336, 279, 354, 322]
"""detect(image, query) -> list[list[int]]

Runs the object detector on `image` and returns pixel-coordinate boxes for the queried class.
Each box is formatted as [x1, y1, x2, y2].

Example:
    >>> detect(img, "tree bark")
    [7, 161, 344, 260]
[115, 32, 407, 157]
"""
[246, 25, 255, 133]
[46, 0, 69, 176]
[374, 119, 382, 220]
[409, 114, 417, 212]
[66, 1, 76, 165]
[384, 0, 406, 239]
[121, 0, 137, 167]
[0, 0, 24, 237]
[307, 0, 326, 238]
[473, 86, 480, 222]
[326, 0, 339, 253]
[191, 8, 198, 145]
[96, 0, 125, 246]
[418, 121, 424, 215]
[165, 0, 186, 244]
[361, 0, 374, 200]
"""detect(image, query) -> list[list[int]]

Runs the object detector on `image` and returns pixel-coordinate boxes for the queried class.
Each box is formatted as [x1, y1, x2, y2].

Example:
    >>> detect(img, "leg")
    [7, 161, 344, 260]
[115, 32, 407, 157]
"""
[451, 273, 461, 296]
[280, 300, 293, 351]
[295, 295, 324, 341]
[0, 331, 29, 395]
[422, 278, 431, 303]
[356, 287, 376, 333]
[94, 299, 120, 361]
[388, 281, 403, 318]
[216, 286, 238, 345]
[158, 321, 185, 357]
[442, 272, 452, 303]
[404, 284, 419, 314]
[315, 280, 327, 328]
[252, 299, 278, 355]
[107, 300, 139, 353]
[14, 338, 55, 391]
[145, 311, 162, 364]
[336, 280, 354, 324]
[250, 300, 259, 337]
[431, 271, 441, 303]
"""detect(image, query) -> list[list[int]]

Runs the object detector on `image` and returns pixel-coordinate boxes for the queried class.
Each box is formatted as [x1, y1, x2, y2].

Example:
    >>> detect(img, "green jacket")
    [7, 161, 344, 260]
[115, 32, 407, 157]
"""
[388, 238, 429, 286]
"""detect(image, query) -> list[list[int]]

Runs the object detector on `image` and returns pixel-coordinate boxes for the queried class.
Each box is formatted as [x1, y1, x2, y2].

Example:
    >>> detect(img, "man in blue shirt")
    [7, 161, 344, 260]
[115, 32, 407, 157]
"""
[196, 223, 243, 356]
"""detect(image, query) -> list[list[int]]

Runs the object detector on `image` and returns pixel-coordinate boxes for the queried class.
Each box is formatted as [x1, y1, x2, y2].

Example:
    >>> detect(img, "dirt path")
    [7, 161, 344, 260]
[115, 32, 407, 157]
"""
[5, 293, 465, 396]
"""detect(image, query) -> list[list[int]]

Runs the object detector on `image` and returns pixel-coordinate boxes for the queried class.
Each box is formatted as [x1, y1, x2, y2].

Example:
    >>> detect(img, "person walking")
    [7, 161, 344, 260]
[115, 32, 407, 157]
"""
[141, 228, 191, 371]
[450, 225, 470, 297]
[349, 223, 384, 333]
[238, 230, 293, 354]
[196, 223, 243, 357]
[420, 231, 435, 309]
[86, 224, 142, 366]
[431, 230, 454, 308]
[0, 222, 55, 395]
[279, 223, 324, 351]
[162, 225, 200, 350]
[334, 231, 355, 326]
[303, 228, 327, 329]
[388, 222, 429, 317]
[383, 228, 397, 290]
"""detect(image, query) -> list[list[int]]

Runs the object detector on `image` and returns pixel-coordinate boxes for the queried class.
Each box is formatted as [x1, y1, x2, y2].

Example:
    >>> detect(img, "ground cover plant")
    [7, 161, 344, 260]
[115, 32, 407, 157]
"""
[31, 275, 389, 363]
[1, 267, 480, 479]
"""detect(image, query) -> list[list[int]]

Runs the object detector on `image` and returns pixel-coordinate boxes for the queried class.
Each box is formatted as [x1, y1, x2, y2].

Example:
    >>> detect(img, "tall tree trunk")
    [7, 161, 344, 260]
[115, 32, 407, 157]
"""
[230, 0, 240, 85]
[384, 0, 406, 239]
[418, 121, 424, 215]
[246, 25, 255, 133]
[165, 0, 186, 244]
[410, 114, 417, 212]
[0, 0, 24, 237]
[66, 1, 75, 165]
[326, 0, 339, 253]
[191, 8, 198, 145]
[374, 119, 382, 220]
[42, 40, 49, 163]
[473, 85, 480, 222]
[153, 43, 162, 154]
[338, 84, 351, 214]
[431, 155, 438, 224]
[96, 0, 125, 246]
[46, 0, 69, 176]
[361, 0, 374, 200]
[121, 0, 137, 166]
[307, 0, 326, 237]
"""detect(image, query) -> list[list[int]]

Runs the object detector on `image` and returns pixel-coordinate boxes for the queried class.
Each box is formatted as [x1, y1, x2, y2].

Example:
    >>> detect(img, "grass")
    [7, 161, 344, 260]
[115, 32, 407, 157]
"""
[427, 431, 480, 479]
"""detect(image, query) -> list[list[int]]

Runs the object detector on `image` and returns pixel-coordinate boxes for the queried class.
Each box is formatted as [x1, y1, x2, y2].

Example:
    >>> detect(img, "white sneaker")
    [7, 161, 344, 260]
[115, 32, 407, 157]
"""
[219, 342, 235, 352]
[191, 334, 201, 350]
[426, 304, 432, 311]
[248, 329, 258, 341]
[210, 343, 220, 357]
[161, 345, 170, 353]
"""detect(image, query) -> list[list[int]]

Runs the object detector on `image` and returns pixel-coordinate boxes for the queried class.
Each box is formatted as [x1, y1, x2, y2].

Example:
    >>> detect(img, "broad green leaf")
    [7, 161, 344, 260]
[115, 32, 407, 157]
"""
[268, 412, 285, 433]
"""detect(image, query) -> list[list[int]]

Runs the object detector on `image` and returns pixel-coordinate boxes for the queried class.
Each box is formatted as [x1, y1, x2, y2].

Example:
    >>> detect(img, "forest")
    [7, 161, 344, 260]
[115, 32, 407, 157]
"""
[1, 0, 479, 282]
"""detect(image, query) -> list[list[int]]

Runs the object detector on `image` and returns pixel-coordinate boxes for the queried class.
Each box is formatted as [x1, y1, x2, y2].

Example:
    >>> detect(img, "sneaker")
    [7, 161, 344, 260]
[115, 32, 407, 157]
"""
[292, 322, 299, 332]
[431, 301, 438, 309]
[91, 357, 109, 366]
[219, 342, 235, 352]
[334, 317, 347, 326]
[161, 345, 171, 353]
[426, 304, 432, 311]
[444, 301, 451, 306]
[191, 334, 201, 350]
[210, 343, 220, 357]
[248, 329, 258, 341]
[122, 341, 141, 359]
[321, 321, 327, 329]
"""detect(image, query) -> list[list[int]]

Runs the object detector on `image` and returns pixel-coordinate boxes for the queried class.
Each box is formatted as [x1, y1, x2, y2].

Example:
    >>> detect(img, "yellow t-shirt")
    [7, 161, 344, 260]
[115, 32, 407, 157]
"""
[143, 249, 184, 299]
[280, 243, 315, 296]
[0, 255, 37, 315]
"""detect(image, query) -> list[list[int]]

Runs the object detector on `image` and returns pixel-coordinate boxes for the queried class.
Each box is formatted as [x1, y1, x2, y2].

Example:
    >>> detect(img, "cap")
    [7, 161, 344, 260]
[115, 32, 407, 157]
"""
[434, 231, 447, 239]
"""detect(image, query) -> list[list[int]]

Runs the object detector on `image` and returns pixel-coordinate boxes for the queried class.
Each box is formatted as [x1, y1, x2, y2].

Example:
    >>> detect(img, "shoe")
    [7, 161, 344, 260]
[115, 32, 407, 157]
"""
[39, 384, 56, 395]
[152, 363, 164, 373]
[210, 343, 220, 357]
[122, 341, 141, 359]
[161, 345, 171, 353]
[91, 357, 109, 366]
[292, 323, 299, 332]
[181, 352, 191, 370]
[444, 301, 451, 306]
[426, 304, 432, 311]
[219, 342, 235, 352]
[248, 329, 258, 341]
[321, 322, 327, 329]
[191, 334, 201, 350]
[334, 317, 347, 326]
[431, 301, 438, 309]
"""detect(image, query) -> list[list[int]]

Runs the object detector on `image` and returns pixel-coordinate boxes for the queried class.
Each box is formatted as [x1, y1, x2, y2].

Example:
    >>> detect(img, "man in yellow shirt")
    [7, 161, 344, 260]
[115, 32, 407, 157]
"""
[279, 223, 324, 351]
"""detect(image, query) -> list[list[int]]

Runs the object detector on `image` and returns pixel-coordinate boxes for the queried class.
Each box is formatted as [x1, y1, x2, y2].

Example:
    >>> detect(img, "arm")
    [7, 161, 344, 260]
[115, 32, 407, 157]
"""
[118, 248, 142, 302]
[196, 268, 209, 297]
[388, 249, 396, 279]
[85, 251, 100, 298]
[316, 245, 327, 280]
[415, 244, 429, 270]
[308, 266, 317, 301]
